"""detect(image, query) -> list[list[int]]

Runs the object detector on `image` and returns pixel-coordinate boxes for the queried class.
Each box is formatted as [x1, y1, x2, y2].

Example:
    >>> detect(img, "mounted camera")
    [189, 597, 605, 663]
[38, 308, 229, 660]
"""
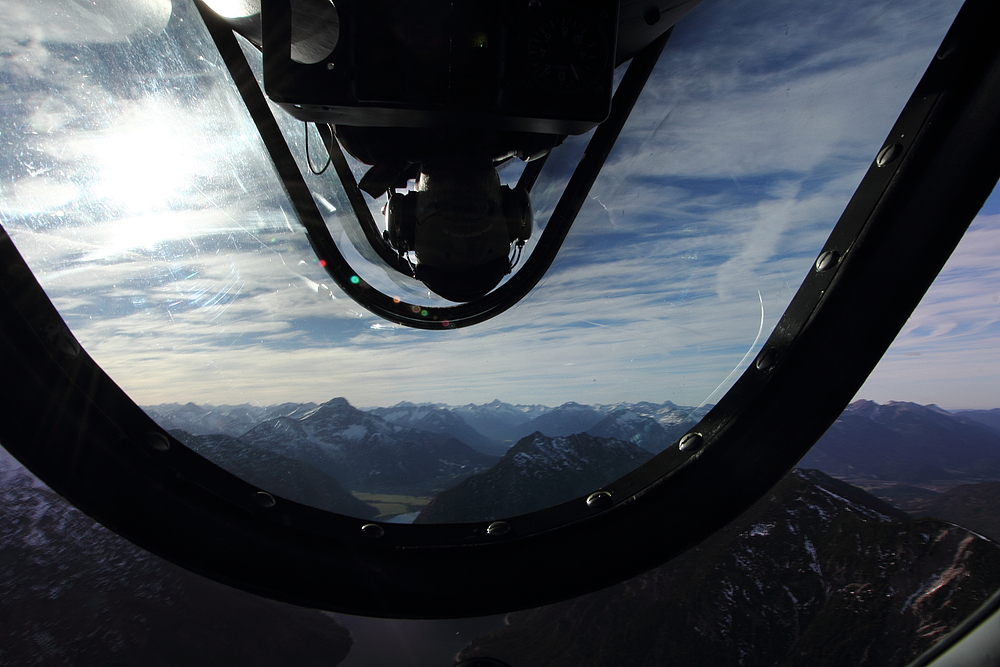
[261, 0, 619, 135]
[206, 0, 696, 316]
[252, 0, 618, 301]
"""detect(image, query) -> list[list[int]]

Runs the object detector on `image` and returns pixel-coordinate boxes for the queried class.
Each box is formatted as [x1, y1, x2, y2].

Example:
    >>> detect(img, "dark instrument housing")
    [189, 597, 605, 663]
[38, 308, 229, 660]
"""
[261, 0, 620, 135]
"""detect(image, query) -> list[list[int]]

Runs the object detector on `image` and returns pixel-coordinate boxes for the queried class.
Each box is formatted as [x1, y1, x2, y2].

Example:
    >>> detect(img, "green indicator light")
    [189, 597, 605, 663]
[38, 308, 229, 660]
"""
[421, 309, 428, 317]
[350, 275, 360, 284]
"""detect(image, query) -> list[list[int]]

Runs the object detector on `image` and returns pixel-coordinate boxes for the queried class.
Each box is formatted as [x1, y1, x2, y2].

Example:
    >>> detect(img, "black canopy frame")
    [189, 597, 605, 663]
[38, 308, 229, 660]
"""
[0, 0, 998, 619]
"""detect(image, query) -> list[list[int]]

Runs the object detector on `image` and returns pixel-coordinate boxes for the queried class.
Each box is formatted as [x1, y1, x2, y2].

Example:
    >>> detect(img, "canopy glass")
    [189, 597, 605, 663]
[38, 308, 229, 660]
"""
[0, 0, 964, 523]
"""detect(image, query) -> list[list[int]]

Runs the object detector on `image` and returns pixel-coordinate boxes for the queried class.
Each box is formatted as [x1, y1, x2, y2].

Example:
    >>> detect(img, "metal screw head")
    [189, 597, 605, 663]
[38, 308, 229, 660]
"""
[253, 491, 276, 508]
[756, 348, 777, 371]
[56, 333, 81, 359]
[326, 62, 335, 70]
[678, 432, 704, 452]
[361, 523, 384, 539]
[876, 143, 902, 168]
[486, 521, 510, 537]
[586, 491, 612, 509]
[936, 41, 956, 60]
[146, 432, 171, 452]
[815, 250, 840, 272]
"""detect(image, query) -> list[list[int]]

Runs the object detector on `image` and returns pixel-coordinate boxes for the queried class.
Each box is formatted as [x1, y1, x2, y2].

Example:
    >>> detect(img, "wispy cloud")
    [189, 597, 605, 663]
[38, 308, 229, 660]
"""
[0, 0, 977, 408]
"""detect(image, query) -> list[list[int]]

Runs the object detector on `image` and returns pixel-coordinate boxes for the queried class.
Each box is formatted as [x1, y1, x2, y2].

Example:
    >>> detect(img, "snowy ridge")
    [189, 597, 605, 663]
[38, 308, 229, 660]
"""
[234, 397, 496, 495]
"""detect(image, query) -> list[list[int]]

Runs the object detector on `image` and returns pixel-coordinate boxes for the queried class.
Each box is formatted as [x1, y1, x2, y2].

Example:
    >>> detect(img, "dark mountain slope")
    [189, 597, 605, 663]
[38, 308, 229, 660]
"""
[800, 400, 1000, 482]
[171, 430, 378, 518]
[416, 432, 653, 523]
[0, 450, 352, 667]
[450, 400, 552, 442]
[954, 408, 1000, 433]
[510, 402, 606, 440]
[911, 481, 1000, 542]
[458, 470, 1000, 667]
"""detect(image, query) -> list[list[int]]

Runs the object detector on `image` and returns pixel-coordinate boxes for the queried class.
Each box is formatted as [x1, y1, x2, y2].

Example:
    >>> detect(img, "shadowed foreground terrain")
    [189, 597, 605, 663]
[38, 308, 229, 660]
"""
[458, 470, 1000, 667]
[0, 450, 352, 667]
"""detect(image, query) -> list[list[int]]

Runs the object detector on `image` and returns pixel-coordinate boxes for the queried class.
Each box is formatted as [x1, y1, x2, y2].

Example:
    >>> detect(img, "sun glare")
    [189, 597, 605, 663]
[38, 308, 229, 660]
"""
[71, 99, 221, 255]
[92, 120, 200, 216]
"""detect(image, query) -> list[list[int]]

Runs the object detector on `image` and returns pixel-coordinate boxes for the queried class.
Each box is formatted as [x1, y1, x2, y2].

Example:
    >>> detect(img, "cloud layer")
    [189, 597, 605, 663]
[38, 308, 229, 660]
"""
[2, 0, 983, 409]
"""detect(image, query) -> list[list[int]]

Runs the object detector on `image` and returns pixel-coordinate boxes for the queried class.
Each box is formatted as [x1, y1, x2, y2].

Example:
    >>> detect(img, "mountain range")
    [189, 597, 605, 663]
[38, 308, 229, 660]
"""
[144, 401, 319, 438]
[800, 400, 1000, 485]
[210, 397, 497, 496]
[146, 398, 1000, 523]
[366, 403, 508, 456]
[144, 398, 709, 453]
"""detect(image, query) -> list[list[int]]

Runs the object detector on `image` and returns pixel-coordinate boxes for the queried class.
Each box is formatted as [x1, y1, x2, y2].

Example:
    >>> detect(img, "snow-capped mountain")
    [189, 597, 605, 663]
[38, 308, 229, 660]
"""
[587, 408, 693, 454]
[416, 432, 653, 523]
[140, 398, 1000, 503]
[239, 397, 497, 495]
[145, 401, 317, 437]
[446, 399, 707, 444]
[458, 469, 1000, 667]
[596, 400, 711, 427]
[142, 398, 711, 453]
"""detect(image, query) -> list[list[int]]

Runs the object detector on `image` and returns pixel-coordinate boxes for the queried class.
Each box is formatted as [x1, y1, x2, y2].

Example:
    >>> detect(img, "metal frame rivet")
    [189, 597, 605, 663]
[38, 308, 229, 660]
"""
[253, 491, 276, 508]
[678, 432, 704, 452]
[756, 348, 776, 371]
[815, 250, 840, 272]
[876, 143, 902, 167]
[936, 41, 956, 60]
[586, 491, 612, 509]
[146, 432, 170, 452]
[361, 523, 384, 538]
[56, 334, 81, 359]
[486, 521, 511, 536]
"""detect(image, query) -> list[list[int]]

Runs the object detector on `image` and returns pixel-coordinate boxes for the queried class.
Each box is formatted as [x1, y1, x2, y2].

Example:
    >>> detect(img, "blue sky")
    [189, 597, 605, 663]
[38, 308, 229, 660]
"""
[5, 0, 996, 409]
[857, 203, 1000, 410]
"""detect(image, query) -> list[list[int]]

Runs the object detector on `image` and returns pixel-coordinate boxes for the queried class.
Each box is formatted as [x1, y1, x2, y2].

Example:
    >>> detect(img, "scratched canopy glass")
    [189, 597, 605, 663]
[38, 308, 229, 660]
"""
[0, 0, 962, 523]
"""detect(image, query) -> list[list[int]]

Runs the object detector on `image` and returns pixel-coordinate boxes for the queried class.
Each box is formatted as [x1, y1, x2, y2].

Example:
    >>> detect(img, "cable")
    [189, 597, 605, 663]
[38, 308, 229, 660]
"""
[303, 122, 332, 175]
